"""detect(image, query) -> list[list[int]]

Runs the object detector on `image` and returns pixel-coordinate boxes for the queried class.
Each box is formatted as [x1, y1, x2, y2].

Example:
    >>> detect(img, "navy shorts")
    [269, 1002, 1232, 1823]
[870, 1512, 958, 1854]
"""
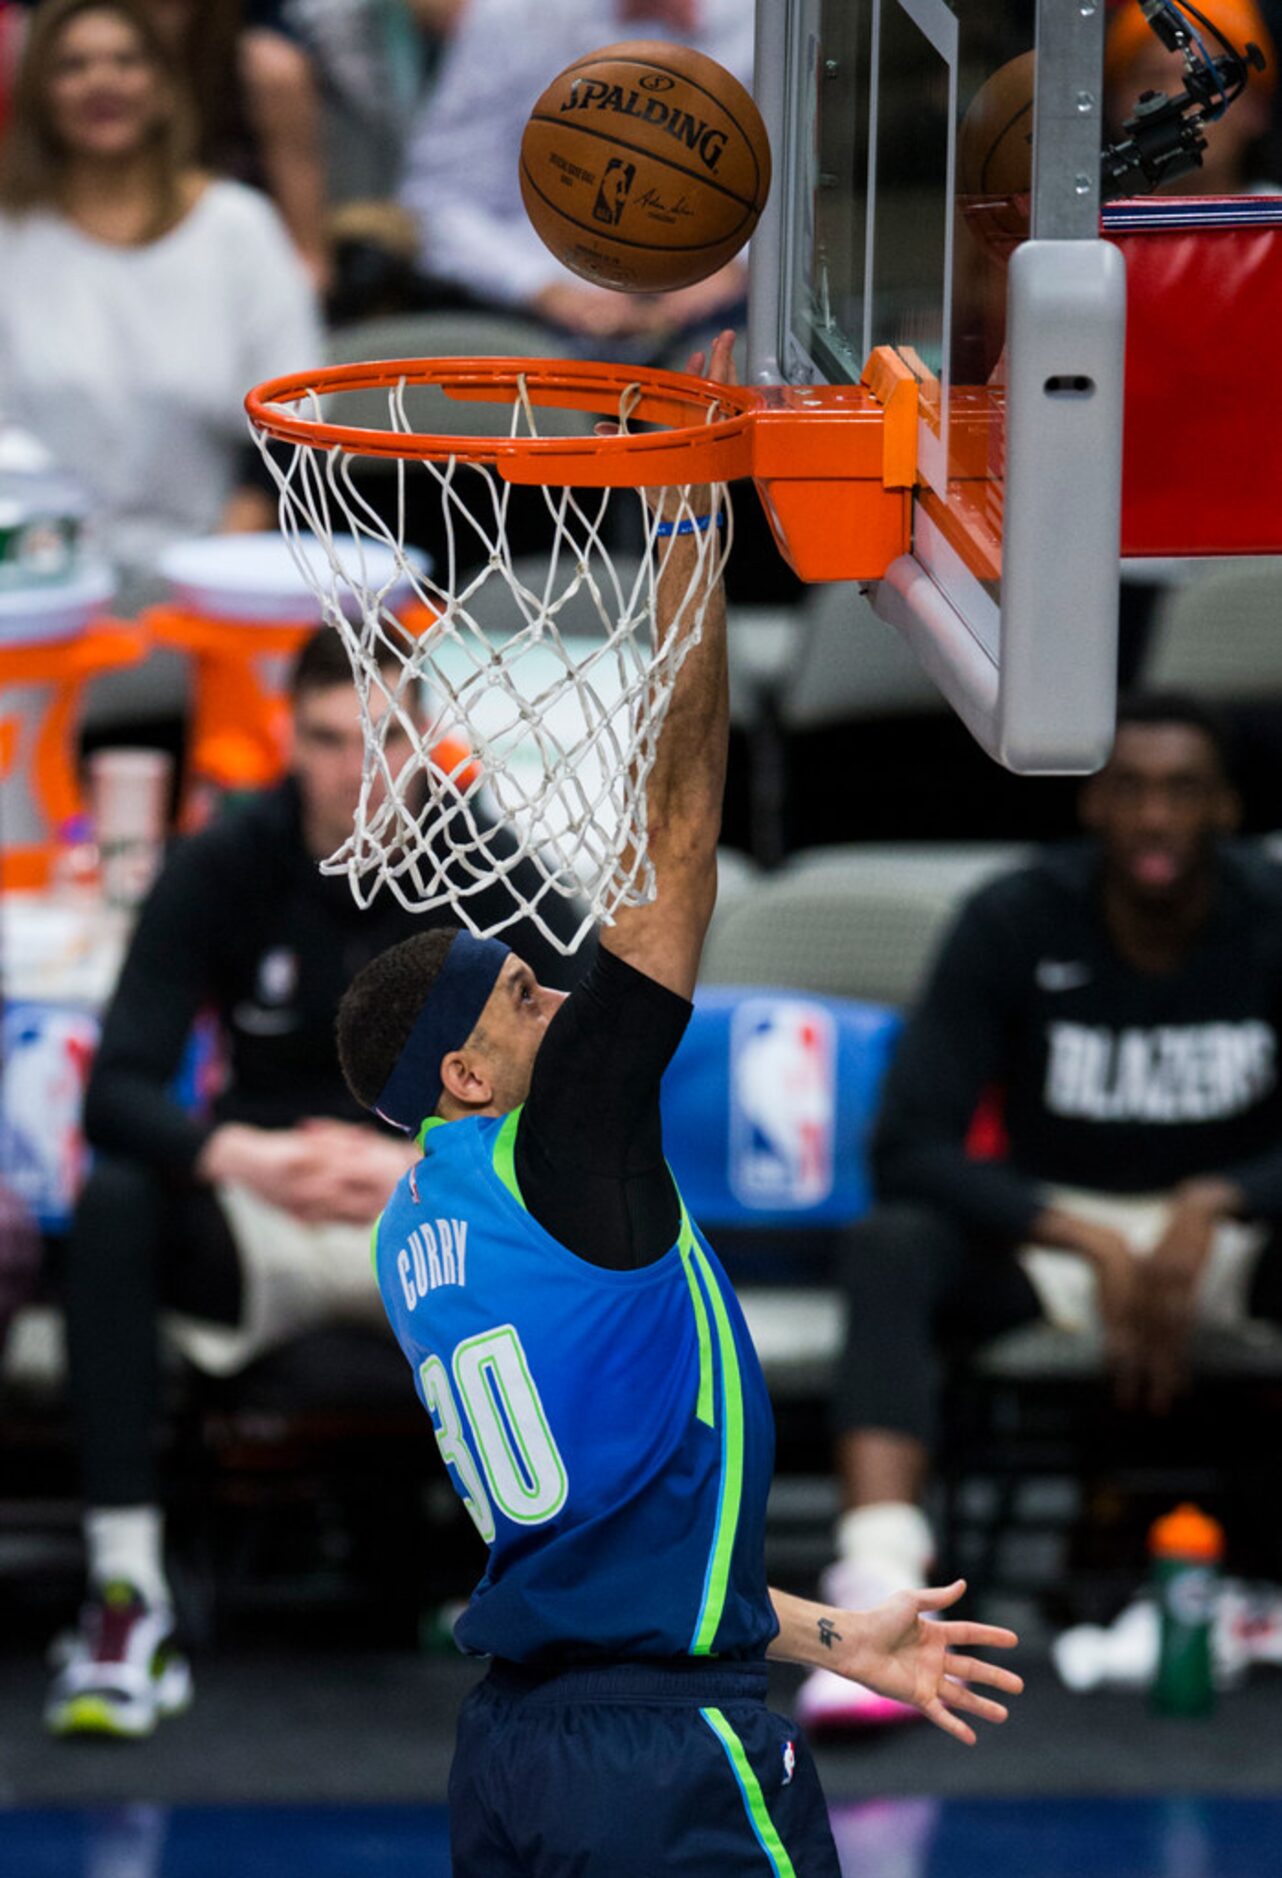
[449, 1657, 842, 1877]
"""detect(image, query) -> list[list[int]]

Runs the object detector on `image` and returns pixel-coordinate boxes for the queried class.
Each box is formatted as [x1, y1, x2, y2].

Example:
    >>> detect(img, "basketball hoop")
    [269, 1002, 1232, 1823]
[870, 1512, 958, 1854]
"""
[245, 355, 914, 950]
[244, 359, 755, 953]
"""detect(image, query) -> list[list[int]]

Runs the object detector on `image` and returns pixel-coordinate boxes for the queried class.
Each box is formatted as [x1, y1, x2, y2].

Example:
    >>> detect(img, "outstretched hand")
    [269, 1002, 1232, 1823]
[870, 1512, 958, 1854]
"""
[636, 327, 738, 527]
[837, 1580, 1022, 1746]
[686, 326, 739, 387]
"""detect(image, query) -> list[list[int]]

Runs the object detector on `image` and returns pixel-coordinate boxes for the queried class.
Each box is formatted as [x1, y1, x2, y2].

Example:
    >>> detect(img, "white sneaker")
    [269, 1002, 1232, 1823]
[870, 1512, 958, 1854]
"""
[45, 1581, 192, 1739]
[794, 1560, 923, 1735]
[1218, 1580, 1282, 1680]
[1053, 1580, 1282, 1695]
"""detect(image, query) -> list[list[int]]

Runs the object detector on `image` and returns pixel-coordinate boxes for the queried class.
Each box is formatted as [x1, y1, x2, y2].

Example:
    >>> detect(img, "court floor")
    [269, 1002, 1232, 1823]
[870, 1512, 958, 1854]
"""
[5, 1796, 1282, 1877]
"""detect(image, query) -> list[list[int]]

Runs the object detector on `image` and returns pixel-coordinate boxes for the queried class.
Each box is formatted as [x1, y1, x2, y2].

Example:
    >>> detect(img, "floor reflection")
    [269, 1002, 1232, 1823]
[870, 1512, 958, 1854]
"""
[3, 1795, 1280, 1876]
[831, 1796, 1282, 1878]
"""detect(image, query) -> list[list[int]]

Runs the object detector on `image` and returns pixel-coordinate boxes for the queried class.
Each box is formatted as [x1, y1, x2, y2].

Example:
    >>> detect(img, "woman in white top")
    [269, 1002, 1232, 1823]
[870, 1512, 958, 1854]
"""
[0, 0, 323, 602]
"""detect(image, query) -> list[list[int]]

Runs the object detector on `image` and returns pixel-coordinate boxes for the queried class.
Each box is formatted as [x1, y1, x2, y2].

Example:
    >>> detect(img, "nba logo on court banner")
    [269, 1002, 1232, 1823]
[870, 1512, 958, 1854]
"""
[0, 1003, 98, 1230]
[728, 999, 835, 1209]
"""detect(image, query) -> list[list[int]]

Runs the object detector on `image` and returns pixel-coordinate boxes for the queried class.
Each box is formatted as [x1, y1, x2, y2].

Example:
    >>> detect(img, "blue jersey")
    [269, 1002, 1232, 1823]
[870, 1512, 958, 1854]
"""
[373, 1109, 778, 1665]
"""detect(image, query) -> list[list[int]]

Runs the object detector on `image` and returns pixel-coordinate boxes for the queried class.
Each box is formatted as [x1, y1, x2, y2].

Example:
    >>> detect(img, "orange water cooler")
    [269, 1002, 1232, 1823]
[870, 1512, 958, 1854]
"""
[145, 533, 435, 815]
[0, 569, 145, 890]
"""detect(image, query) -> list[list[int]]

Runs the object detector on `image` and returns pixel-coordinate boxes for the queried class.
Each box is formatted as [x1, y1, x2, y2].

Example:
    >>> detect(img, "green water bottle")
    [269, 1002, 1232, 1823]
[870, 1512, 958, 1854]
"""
[1149, 1504, 1223, 1718]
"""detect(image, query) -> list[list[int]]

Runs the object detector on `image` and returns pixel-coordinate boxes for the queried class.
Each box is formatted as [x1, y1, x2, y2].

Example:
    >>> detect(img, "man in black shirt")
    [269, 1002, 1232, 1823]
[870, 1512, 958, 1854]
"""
[799, 693, 1282, 1734]
[46, 628, 585, 1739]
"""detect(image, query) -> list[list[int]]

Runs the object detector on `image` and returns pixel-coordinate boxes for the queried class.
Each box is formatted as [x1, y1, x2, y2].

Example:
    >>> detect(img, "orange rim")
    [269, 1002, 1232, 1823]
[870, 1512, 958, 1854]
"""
[245, 356, 763, 488]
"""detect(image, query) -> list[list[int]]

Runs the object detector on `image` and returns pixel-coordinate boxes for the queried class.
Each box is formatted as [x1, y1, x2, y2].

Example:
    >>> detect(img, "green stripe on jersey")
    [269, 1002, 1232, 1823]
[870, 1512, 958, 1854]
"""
[679, 1208, 715, 1428]
[690, 1242, 746, 1656]
[492, 1107, 526, 1208]
[416, 1115, 447, 1151]
[700, 1707, 798, 1877]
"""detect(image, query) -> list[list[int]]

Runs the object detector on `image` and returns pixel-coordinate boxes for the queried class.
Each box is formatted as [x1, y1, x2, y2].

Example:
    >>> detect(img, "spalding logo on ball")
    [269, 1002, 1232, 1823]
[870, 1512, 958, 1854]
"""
[520, 40, 772, 294]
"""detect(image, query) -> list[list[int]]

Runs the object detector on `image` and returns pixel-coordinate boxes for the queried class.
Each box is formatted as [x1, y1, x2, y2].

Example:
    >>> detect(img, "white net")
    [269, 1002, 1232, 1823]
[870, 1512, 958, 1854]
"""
[252, 373, 732, 955]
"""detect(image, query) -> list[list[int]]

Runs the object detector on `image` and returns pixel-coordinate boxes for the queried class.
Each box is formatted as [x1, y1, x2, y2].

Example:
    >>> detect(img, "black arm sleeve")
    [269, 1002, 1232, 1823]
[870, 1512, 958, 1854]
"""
[873, 890, 1047, 1244]
[514, 946, 693, 1270]
[81, 840, 224, 1171]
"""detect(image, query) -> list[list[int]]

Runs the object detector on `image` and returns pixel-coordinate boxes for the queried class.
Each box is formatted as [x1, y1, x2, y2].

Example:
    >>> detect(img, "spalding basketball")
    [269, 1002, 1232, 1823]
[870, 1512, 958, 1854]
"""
[520, 40, 771, 295]
[957, 50, 1035, 198]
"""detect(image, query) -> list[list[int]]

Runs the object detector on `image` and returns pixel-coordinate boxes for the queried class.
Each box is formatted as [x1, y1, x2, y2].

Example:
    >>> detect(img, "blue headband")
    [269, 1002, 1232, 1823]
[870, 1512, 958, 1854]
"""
[374, 932, 511, 1131]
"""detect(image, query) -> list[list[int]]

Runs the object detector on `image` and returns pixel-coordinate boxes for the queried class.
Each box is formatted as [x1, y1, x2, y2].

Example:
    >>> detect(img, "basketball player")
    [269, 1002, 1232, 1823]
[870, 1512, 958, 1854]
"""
[336, 331, 1022, 1875]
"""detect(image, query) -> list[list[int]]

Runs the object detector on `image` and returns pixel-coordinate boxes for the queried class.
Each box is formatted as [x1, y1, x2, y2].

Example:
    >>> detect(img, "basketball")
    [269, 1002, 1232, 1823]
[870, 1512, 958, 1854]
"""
[519, 40, 771, 295]
[957, 50, 1036, 198]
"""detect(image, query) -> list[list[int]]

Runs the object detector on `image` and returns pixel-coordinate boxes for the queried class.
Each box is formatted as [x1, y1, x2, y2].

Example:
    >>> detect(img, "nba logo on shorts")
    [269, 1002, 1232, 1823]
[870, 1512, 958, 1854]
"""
[729, 999, 835, 1209]
[781, 1738, 796, 1785]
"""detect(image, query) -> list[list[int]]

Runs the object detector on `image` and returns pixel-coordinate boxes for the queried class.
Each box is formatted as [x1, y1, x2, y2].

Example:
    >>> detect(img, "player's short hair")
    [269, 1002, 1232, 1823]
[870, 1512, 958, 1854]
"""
[337, 926, 461, 1113]
[290, 627, 397, 701]
[1113, 690, 1235, 781]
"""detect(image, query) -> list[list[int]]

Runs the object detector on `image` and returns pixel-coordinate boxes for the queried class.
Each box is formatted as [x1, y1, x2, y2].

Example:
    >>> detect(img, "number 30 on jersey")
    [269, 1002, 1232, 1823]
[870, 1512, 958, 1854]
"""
[420, 1323, 568, 1541]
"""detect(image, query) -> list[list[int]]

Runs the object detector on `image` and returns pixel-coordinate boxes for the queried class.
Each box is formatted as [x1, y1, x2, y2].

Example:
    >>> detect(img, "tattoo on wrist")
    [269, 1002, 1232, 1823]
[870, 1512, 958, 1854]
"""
[817, 1617, 842, 1650]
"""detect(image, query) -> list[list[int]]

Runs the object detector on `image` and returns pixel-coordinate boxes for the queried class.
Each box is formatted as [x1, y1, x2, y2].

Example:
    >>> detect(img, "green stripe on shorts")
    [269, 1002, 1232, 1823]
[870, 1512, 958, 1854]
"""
[700, 1706, 798, 1877]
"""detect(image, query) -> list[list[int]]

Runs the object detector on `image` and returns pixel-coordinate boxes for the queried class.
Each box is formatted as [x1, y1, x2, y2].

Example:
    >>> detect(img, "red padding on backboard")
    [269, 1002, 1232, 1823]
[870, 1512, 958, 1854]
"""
[1109, 200, 1282, 558]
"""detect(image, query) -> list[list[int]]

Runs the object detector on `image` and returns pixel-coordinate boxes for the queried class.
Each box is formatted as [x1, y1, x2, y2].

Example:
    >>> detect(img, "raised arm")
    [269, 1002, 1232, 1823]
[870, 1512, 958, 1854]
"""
[599, 329, 736, 1001]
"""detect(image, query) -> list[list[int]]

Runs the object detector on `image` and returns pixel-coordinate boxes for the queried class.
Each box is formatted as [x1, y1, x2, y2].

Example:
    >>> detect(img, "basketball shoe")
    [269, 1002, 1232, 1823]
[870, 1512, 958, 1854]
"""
[45, 1580, 192, 1738]
[794, 1560, 924, 1734]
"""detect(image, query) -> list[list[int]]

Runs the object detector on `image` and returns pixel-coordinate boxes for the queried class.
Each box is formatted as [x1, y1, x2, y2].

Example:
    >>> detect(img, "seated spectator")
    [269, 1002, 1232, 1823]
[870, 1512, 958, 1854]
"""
[1104, 0, 1278, 194]
[279, 0, 439, 320]
[397, 0, 755, 345]
[0, 5, 23, 131]
[283, 0, 427, 206]
[45, 626, 588, 1739]
[0, 0, 322, 607]
[14, 0, 332, 280]
[236, 0, 329, 283]
[799, 694, 1282, 1732]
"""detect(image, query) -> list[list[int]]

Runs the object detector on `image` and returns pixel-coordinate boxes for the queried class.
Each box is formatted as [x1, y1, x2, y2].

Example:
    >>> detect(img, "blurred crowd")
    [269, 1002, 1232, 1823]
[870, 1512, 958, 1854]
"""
[0, 0, 1280, 609]
[0, 0, 755, 615]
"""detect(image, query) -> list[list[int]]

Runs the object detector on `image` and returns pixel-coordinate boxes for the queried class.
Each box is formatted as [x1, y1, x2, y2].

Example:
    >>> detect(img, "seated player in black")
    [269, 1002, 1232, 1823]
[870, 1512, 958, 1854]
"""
[336, 333, 1022, 1878]
[800, 692, 1282, 1734]
[46, 627, 587, 1740]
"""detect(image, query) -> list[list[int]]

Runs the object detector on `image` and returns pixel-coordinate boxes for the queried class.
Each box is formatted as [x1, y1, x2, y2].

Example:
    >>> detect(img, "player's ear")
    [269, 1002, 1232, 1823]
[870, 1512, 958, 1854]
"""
[439, 1049, 492, 1110]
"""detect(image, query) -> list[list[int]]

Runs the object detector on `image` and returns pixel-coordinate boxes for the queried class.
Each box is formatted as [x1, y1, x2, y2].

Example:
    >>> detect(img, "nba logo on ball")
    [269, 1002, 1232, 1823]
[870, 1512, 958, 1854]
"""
[729, 1000, 835, 1209]
[520, 40, 771, 294]
[593, 158, 636, 225]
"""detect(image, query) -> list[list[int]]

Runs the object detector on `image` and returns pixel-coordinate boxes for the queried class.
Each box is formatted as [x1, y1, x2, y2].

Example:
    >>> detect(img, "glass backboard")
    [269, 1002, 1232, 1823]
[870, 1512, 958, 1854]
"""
[748, 0, 1126, 773]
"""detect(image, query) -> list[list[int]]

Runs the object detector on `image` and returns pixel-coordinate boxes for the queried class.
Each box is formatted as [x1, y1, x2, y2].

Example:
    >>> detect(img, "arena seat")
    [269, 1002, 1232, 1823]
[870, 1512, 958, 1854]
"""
[778, 580, 947, 731]
[700, 843, 1027, 1007]
[1144, 558, 1282, 695]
